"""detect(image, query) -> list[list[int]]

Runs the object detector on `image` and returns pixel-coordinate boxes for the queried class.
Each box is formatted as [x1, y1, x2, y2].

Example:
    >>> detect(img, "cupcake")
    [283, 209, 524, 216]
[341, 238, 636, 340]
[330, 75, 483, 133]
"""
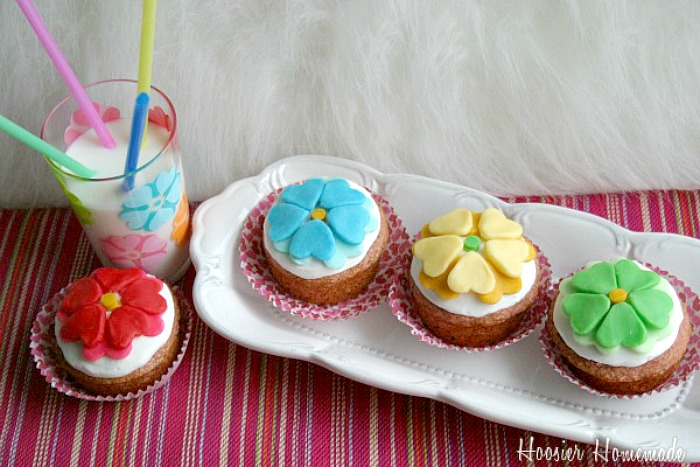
[546, 258, 692, 395]
[409, 207, 541, 347]
[54, 267, 181, 397]
[263, 178, 389, 305]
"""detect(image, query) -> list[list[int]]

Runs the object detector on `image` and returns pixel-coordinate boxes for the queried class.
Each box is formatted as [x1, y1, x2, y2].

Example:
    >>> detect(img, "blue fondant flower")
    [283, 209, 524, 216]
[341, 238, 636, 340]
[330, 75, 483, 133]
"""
[267, 178, 378, 266]
[120, 168, 182, 231]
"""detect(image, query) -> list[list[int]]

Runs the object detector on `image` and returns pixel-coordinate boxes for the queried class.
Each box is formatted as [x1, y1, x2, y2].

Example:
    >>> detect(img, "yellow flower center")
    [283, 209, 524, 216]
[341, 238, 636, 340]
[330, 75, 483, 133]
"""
[608, 288, 628, 304]
[310, 208, 327, 221]
[100, 292, 122, 311]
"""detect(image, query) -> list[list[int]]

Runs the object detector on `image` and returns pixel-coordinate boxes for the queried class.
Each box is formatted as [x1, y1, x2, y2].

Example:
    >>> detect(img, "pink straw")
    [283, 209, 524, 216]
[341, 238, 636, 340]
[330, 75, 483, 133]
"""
[15, 0, 116, 149]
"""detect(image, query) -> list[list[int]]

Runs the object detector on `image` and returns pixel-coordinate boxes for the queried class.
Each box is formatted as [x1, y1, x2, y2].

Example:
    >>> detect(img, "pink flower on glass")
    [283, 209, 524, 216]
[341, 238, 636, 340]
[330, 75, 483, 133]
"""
[148, 106, 172, 131]
[64, 102, 121, 146]
[101, 234, 167, 271]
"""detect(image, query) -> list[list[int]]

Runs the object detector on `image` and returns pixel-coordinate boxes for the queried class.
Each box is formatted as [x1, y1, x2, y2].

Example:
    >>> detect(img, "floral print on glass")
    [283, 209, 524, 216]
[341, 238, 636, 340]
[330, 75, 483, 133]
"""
[101, 234, 168, 271]
[119, 168, 182, 231]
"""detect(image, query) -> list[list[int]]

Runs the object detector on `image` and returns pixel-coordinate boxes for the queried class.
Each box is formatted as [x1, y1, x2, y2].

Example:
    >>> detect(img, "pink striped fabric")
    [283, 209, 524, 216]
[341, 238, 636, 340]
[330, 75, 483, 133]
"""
[1, 191, 700, 466]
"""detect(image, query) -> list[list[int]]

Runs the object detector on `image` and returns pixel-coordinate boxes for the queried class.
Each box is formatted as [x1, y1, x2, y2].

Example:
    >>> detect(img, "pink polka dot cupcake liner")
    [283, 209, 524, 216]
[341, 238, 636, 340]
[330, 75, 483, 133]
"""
[540, 264, 700, 399]
[389, 238, 553, 352]
[30, 285, 193, 402]
[239, 189, 411, 320]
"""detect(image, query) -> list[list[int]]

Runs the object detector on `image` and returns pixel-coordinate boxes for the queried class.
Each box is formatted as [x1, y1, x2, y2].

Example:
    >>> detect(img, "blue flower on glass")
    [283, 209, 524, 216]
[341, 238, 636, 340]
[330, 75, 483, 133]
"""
[267, 178, 379, 267]
[120, 168, 182, 231]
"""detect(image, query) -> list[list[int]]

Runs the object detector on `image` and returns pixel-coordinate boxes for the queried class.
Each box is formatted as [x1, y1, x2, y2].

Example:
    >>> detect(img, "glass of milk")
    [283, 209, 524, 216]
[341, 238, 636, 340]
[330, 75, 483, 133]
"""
[41, 79, 190, 281]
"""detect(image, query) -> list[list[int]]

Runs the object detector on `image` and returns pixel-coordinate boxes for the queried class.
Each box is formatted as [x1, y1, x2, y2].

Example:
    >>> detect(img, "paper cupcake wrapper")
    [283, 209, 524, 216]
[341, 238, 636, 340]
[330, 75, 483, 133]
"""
[389, 239, 553, 352]
[29, 285, 193, 402]
[539, 264, 700, 399]
[239, 189, 411, 320]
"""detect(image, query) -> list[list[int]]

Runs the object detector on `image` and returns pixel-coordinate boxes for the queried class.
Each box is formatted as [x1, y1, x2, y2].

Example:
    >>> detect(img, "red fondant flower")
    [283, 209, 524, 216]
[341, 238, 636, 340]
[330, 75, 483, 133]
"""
[58, 268, 167, 360]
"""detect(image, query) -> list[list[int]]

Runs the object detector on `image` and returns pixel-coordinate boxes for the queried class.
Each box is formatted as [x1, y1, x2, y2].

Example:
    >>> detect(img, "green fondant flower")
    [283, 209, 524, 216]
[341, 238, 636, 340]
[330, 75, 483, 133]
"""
[562, 259, 673, 349]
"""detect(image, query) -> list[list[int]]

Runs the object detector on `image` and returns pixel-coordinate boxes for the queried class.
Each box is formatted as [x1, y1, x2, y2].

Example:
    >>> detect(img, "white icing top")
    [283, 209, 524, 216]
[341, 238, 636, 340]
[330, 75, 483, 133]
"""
[263, 180, 381, 280]
[55, 282, 176, 378]
[410, 256, 538, 317]
[553, 261, 684, 367]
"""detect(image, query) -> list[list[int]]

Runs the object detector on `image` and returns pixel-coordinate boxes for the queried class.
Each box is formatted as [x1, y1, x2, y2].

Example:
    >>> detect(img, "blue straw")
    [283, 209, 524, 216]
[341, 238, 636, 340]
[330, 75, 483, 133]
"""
[122, 92, 150, 191]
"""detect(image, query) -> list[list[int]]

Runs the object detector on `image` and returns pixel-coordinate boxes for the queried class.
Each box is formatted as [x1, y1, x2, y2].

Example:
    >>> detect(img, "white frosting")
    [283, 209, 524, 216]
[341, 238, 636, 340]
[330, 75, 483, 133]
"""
[263, 180, 381, 280]
[553, 261, 684, 367]
[55, 280, 176, 378]
[410, 256, 538, 317]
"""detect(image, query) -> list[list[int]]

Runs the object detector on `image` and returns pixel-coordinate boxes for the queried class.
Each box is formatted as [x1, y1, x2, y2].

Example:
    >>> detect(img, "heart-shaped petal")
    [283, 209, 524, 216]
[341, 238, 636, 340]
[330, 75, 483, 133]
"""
[137, 235, 169, 270]
[628, 289, 673, 329]
[70, 103, 100, 127]
[282, 179, 325, 210]
[119, 209, 153, 231]
[427, 208, 473, 236]
[447, 252, 496, 294]
[614, 259, 660, 292]
[319, 179, 366, 209]
[478, 208, 522, 240]
[595, 302, 647, 348]
[101, 235, 143, 257]
[120, 277, 167, 314]
[64, 128, 82, 147]
[148, 106, 169, 128]
[326, 205, 369, 245]
[92, 267, 144, 293]
[163, 174, 182, 204]
[106, 306, 164, 350]
[562, 293, 611, 335]
[66, 192, 92, 225]
[476, 265, 524, 304]
[413, 235, 463, 277]
[418, 270, 460, 300]
[101, 106, 121, 122]
[59, 304, 105, 348]
[62, 277, 102, 312]
[483, 239, 530, 278]
[154, 169, 180, 201]
[122, 184, 154, 209]
[147, 207, 176, 231]
[571, 262, 617, 294]
[267, 203, 308, 242]
[289, 220, 335, 261]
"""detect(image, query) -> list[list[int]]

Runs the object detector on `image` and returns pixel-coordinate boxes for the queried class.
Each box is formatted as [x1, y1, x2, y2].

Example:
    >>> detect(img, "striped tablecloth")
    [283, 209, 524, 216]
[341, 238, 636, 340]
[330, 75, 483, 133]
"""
[1, 191, 700, 466]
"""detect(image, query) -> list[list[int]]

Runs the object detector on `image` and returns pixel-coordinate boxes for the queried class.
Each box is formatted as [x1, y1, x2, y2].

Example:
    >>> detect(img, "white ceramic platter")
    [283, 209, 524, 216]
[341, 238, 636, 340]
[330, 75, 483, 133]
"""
[191, 155, 700, 460]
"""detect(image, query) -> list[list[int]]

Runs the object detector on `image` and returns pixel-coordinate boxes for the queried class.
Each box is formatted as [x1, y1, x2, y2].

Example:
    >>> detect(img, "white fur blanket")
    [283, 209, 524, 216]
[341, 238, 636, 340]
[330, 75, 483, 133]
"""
[2, 1, 700, 207]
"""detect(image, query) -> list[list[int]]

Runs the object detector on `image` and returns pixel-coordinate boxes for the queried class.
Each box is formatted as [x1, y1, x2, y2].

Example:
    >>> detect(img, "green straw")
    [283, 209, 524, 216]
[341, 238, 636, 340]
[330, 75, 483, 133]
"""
[0, 114, 96, 178]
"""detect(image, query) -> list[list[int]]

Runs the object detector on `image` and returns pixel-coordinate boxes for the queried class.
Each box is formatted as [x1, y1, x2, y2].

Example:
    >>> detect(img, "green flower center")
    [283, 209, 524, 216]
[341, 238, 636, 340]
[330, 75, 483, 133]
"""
[463, 235, 481, 252]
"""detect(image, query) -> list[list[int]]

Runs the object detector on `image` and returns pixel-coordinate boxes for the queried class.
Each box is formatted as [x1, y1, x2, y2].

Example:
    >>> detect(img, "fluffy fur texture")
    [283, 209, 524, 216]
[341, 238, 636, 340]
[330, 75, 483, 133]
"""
[2, 1, 700, 207]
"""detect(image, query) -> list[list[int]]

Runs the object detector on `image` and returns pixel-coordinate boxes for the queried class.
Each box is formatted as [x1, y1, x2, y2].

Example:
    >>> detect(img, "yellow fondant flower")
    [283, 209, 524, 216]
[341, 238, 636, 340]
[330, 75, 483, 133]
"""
[412, 208, 536, 304]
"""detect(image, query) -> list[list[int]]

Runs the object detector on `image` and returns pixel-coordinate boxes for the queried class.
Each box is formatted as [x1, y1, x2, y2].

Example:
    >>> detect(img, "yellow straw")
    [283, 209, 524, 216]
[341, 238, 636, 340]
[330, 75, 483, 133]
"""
[137, 0, 157, 145]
